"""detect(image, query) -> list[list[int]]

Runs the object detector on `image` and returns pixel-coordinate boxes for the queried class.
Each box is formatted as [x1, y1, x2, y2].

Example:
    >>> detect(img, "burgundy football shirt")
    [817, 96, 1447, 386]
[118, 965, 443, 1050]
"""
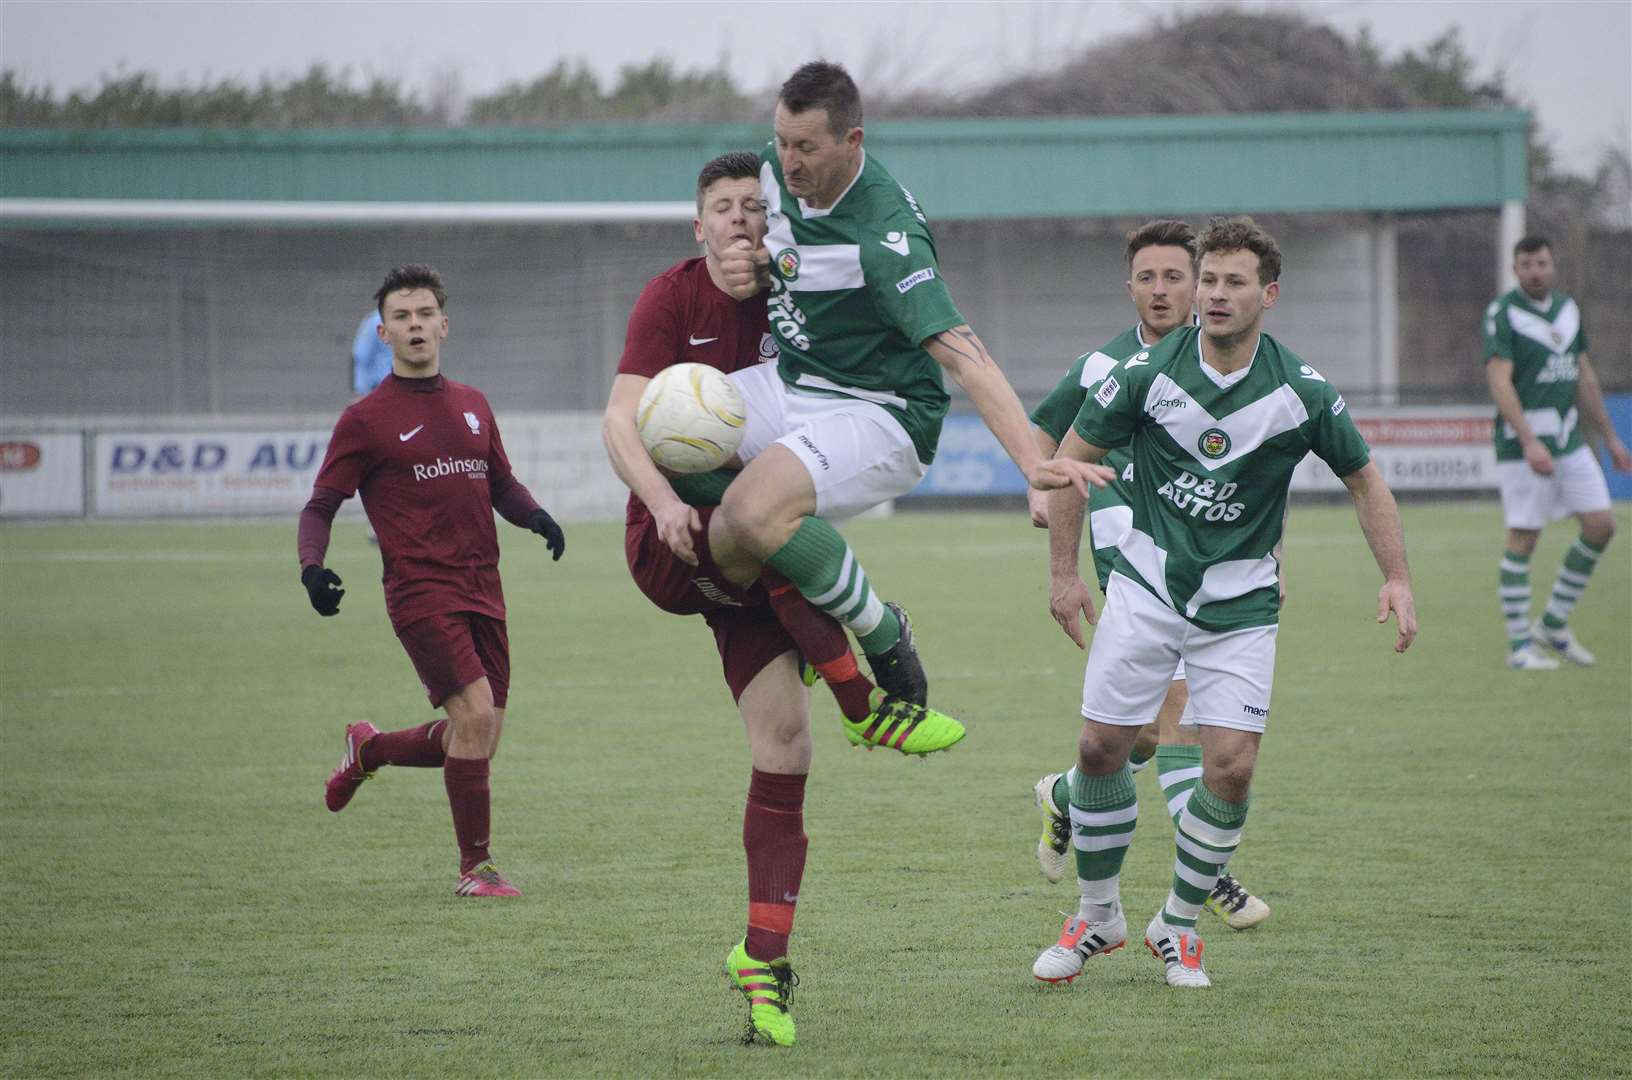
[617, 256, 776, 525]
[302, 373, 534, 631]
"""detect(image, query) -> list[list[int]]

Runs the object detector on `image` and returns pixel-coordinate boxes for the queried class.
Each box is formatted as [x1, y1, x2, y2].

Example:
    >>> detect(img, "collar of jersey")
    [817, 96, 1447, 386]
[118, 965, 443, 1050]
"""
[797, 148, 866, 219]
[1194, 331, 1260, 390]
[389, 373, 446, 393]
[1514, 289, 1555, 317]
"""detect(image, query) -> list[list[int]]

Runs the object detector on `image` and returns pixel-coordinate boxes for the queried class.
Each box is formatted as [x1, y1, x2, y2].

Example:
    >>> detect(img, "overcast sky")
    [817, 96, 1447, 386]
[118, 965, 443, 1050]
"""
[3, 1, 1627, 174]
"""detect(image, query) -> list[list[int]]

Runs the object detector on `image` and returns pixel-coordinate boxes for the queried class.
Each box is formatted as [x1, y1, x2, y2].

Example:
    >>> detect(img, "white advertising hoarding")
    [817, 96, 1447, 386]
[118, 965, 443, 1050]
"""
[87, 415, 626, 520]
[1291, 409, 1496, 492]
[94, 429, 331, 516]
[0, 433, 85, 518]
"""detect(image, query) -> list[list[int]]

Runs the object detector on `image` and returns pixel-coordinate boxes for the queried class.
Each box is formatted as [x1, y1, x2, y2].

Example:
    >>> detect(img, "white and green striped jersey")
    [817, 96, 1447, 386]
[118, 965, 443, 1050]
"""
[1072, 325, 1371, 631]
[1031, 324, 1147, 591]
[1482, 288, 1589, 462]
[759, 145, 966, 465]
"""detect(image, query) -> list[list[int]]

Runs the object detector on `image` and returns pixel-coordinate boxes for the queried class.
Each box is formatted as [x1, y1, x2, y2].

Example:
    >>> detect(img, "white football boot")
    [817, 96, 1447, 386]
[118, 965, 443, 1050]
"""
[1506, 642, 1561, 671]
[1144, 912, 1210, 988]
[1032, 774, 1071, 884]
[1531, 620, 1596, 666]
[1204, 872, 1271, 930]
[1032, 905, 1127, 983]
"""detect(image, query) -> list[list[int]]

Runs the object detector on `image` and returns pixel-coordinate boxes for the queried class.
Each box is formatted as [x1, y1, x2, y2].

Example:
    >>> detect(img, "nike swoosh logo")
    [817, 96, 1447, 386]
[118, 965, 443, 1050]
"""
[689, 335, 719, 346]
[399, 424, 425, 441]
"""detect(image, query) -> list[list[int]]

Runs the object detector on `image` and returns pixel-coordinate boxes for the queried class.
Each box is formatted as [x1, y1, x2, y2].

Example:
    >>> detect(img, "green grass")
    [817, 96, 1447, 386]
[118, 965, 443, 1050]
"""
[2, 502, 1629, 1078]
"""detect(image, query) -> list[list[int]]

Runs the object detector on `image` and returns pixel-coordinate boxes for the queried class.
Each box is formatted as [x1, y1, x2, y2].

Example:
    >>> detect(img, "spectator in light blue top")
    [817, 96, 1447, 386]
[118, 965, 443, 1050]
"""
[352, 310, 395, 397]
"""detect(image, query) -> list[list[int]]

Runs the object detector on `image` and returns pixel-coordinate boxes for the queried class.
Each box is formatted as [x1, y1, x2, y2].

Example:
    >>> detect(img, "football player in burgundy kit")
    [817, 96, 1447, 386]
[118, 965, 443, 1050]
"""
[297, 264, 566, 898]
[602, 152, 963, 1047]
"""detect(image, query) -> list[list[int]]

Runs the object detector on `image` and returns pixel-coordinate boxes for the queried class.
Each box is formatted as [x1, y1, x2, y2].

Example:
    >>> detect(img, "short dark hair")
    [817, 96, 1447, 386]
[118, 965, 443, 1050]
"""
[1196, 216, 1282, 285]
[778, 61, 862, 137]
[1514, 234, 1553, 258]
[1125, 219, 1197, 266]
[695, 150, 761, 213]
[374, 264, 447, 315]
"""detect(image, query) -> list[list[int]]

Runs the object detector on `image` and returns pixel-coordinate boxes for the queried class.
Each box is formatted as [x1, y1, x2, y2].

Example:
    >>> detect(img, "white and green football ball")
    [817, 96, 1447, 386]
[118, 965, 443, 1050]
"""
[636, 362, 747, 474]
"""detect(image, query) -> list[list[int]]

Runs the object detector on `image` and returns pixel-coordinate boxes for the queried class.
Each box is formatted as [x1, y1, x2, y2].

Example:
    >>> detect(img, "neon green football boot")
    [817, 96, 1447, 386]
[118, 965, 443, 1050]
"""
[725, 938, 797, 1047]
[842, 690, 966, 755]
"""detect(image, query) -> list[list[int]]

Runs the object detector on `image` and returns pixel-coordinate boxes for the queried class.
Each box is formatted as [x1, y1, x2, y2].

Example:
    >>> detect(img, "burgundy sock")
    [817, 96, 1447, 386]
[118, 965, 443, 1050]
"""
[360, 719, 447, 771]
[744, 768, 808, 961]
[443, 756, 491, 875]
[763, 571, 876, 721]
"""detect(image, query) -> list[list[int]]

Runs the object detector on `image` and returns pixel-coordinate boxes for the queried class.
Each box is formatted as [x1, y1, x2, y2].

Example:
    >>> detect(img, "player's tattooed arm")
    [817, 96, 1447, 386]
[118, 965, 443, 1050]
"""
[924, 325, 992, 370]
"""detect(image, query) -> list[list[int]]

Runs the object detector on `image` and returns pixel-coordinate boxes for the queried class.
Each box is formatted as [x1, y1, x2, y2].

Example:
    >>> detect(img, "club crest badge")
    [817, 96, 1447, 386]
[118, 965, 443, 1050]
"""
[776, 248, 800, 281]
[1198, 428, 1230, 459]
[759, 332, 780, 360]
[464, 411, 481, 435]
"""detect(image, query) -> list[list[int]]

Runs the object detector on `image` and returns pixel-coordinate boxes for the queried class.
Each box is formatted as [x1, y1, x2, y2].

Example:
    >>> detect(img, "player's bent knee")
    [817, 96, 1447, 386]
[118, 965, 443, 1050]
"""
[1581, 513, 1615, 546]
[1077, 721, 1131, 772]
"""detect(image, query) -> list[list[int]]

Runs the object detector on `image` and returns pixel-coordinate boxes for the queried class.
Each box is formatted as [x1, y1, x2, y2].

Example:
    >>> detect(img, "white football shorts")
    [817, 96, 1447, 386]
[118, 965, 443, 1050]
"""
[730, 362, 926, 521]
[1082, 573, 1275, 734]
[1496, 444, 1612, 529]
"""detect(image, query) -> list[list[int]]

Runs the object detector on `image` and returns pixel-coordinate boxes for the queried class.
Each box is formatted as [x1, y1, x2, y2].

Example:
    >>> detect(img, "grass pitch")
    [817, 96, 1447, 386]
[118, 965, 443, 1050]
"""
[2, 502, 1628, 1078]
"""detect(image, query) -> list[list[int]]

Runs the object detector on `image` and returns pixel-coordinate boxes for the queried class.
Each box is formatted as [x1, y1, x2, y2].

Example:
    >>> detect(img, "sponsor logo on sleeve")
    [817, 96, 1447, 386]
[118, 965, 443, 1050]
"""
[895, 267, 936, 294]
[1094, 375, 1120, 408]
[1331, 397, 1347, 416]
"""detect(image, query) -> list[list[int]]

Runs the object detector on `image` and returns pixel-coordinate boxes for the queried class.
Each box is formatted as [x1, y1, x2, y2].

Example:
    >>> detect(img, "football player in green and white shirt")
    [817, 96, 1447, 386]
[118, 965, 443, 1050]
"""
[1024, 220, 1271, 944]
[1484, 235, 1629, 671]
[1030, 217, 1417, 990]
[709, 61, 1108, 709]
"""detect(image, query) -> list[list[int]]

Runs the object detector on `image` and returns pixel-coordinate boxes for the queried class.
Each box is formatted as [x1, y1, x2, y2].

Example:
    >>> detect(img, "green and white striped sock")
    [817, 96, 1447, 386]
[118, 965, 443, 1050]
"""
[1540, 536, 1605, 631]
[1498, 548, 1532, 651]
[1070, 766, 1138, 918]
[765, 517, 900, 654]
[1162, 782, 1248, 929]
[1155, 744, 1203, 826]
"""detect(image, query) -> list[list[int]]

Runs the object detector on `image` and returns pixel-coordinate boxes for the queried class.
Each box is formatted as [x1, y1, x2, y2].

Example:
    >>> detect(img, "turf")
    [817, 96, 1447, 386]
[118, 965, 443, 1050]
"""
[2, 502, 1628, 1077]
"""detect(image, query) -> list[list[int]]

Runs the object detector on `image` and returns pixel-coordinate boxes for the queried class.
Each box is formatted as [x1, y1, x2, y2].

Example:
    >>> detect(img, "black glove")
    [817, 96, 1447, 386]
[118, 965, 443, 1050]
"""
[301, 564, 345, 616]
[528, 509, 565, 561]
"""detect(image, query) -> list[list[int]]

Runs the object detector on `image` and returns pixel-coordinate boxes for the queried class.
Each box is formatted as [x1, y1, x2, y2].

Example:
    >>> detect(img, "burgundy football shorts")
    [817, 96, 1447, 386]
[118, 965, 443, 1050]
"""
[396, 611, 510, 709]
[625, 505, 796, 702]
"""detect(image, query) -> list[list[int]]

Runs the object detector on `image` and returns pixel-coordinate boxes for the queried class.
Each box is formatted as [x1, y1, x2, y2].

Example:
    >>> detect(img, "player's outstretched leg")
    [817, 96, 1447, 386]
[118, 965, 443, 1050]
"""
[762, 571, 881, 723]
[325, 721, 380, 812]
[328, 717, 452, 812]
[726, 939, 798, 1046]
